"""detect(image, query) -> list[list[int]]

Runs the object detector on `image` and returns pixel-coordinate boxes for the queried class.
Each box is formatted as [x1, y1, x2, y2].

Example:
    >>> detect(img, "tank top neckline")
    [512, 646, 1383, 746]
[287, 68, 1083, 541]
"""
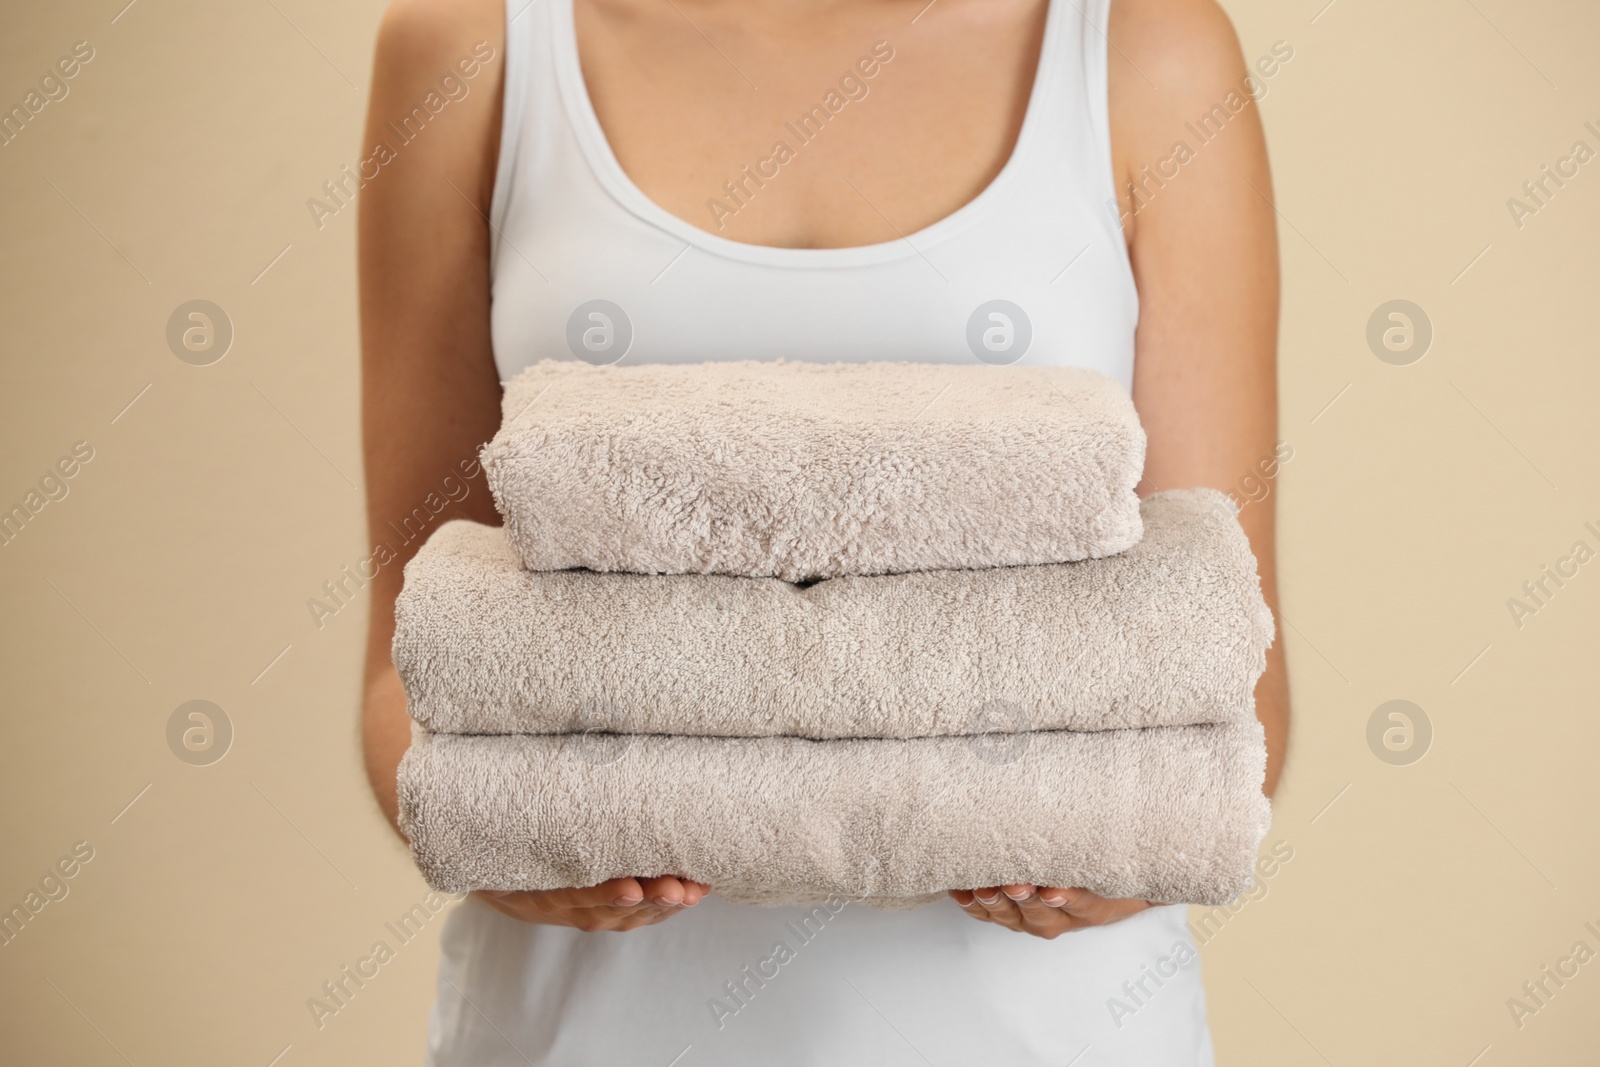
[550, 0, 1066, 269]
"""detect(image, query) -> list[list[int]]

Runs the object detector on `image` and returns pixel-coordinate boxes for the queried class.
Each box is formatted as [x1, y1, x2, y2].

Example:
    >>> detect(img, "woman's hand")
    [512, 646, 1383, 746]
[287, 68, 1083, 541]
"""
[948, 884, 1151, 940]
[474, 877, 711, 932]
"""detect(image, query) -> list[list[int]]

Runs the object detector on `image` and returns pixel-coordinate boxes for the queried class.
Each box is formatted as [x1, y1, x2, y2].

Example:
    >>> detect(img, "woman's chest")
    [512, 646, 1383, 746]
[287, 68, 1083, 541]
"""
[573, 0, 1050, 249]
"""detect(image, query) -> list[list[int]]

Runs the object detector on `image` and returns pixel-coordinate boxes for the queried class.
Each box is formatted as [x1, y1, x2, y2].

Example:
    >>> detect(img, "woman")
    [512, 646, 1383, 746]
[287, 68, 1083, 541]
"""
[360, 0, 1289, 1062]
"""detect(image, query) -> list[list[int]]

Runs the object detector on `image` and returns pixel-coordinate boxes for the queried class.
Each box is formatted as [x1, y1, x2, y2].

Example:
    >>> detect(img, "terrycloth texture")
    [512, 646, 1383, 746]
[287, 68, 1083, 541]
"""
[393, 489, 1272, 739]
[398, 720, 1272, 908]
[481, 360, 1146, 580]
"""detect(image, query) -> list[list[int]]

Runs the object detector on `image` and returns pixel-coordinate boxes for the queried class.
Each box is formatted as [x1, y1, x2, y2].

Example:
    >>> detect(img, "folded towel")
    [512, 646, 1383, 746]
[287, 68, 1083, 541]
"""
[398, 719, 1271, 907]
[393, 489, 1272, 739]
[481, 360, 1146, 580]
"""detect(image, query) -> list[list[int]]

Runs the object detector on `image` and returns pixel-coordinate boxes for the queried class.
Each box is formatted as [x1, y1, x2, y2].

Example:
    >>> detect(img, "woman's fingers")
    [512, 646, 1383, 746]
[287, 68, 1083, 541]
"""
[470, 878, 718, 930]
[1002, 884, 1078, 939]
[949, 887, 995, 921]
[581, 875, 711, 909]
[648, 876, 714, 907]
[1042, 887, 1153, 926]
[558, 879, 644, 908]
[638, 875, 697, 907]
[1037, 886, 1071, 908]
[999, 883, 1051, 929]
[950, 888, 1001, 923]
[971, 885, 1021, 926]
[1011, 887, 1070, 933]
[519, 877, 709, 911]
[598, 877, 646, 907]
[949, 884, 1155, 940]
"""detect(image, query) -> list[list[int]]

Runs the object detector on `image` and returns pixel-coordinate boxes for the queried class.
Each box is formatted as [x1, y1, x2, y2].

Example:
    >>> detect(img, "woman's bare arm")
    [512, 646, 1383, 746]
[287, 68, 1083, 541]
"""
[358, 0, 506, 832]
[358, 0, 706, 927]
[1110, 0, 1289, 798]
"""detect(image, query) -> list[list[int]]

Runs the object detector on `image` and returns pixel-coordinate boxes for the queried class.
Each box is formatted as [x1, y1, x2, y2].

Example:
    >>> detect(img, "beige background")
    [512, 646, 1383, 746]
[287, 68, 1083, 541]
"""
[2, 0, 1597, 1063]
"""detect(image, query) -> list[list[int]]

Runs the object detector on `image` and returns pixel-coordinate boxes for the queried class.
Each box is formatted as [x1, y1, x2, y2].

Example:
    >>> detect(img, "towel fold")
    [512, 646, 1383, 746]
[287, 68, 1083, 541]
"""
[398, 719, 1271, 908]
[481, 360, 1146, 581]
[394, 489, 1272, 739]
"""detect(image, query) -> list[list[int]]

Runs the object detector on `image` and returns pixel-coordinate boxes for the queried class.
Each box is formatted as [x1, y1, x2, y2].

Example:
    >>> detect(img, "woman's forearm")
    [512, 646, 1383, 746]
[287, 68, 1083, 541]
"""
[363, 653, 412, 839]
[1257, 638, 1290, 798]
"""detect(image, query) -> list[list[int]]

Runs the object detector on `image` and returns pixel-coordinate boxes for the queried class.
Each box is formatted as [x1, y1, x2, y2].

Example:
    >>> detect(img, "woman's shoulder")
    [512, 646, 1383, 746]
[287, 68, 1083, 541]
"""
[1105, 0, 1256, 184]
[373, 0, 504, 75]
[365, 0, 506, 211]
[1108, 0, 1246, 85]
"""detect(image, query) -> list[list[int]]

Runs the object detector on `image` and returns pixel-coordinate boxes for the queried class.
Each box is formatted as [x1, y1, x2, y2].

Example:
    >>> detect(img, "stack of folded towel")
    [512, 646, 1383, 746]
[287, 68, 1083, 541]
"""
[395, 360, 1274, 908]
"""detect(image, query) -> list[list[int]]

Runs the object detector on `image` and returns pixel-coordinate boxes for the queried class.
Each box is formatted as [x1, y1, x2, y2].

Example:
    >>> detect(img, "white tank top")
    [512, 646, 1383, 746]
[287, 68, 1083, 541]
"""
[433, 1, 1212, 1063]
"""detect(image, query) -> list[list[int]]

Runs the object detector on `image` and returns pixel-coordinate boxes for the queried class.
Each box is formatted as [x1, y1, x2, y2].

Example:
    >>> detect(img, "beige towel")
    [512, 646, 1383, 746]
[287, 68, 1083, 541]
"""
[481, 360, 1146, 581]
[398, 720, 1271, 908]
[394, 490, 1272, 739]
